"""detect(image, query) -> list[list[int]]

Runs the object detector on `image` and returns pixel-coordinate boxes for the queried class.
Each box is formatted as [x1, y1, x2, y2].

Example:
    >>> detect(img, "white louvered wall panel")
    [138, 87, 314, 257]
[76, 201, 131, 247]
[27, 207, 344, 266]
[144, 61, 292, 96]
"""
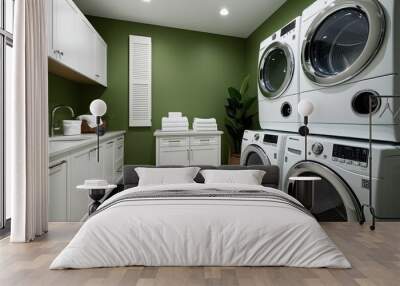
[129, 35, 152, 127]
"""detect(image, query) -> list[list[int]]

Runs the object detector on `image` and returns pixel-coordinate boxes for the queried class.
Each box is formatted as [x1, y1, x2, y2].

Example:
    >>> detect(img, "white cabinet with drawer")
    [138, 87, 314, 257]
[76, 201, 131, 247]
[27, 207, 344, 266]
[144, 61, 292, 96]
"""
[155, 130, 223, 166]
[49, 132, 125, 222]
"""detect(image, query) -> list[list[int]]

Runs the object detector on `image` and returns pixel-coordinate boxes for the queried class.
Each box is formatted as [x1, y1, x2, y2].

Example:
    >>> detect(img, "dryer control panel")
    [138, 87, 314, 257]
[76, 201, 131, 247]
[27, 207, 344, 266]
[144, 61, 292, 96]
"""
[332, 144, 369, 167]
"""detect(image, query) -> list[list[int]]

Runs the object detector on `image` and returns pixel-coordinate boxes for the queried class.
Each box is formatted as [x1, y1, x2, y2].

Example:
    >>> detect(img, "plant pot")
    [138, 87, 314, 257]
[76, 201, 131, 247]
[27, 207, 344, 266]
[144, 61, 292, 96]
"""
[228, 153, 241, 165]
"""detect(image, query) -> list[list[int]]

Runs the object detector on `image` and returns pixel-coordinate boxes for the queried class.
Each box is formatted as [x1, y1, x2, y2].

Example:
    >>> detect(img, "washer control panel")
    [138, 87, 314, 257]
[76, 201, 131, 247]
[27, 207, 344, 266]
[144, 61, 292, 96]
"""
[332, 144, 369, 168]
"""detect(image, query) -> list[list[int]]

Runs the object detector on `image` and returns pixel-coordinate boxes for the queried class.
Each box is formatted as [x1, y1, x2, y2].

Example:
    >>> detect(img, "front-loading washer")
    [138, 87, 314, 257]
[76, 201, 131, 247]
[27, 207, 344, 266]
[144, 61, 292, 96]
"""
[258, 17, 302, 133]
[282, 134, 400, 222]
[299, 0, 400, 142]
[241, 130, 290, 189]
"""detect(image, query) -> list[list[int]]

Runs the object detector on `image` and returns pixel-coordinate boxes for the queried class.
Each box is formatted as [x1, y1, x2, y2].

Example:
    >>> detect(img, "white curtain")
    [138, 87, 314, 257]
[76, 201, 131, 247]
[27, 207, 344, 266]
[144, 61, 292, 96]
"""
[7, 0, 49, 242]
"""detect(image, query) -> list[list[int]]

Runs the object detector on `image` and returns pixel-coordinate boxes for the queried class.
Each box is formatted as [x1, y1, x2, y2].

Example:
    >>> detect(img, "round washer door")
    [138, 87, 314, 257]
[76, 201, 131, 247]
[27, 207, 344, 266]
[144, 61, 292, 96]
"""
[259, 42, 295, 99]
[240, 145, 271, 166]
[302, 0, 385, 86]
[284, 161, 363, 222]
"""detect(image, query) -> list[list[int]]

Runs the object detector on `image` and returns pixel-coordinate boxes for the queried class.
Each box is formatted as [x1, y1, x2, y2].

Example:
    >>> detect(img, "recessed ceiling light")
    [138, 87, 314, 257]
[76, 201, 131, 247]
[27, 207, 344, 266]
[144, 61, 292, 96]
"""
[142, 0, 151, 3]
[220, 8, 229, 16]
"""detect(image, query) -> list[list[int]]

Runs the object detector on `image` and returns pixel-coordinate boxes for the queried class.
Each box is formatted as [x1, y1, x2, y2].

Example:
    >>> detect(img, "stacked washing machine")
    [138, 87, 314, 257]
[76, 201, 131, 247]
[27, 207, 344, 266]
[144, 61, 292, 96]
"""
[241, 0, 400, 222]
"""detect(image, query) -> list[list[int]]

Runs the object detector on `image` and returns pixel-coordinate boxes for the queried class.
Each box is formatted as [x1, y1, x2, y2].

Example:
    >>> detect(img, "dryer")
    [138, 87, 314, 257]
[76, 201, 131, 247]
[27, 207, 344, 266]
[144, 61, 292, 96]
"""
[282, 135, 400, 222]
[258, 17, 302, 133]
[299, 0, 400, 142]
[240, 130, 289, 189]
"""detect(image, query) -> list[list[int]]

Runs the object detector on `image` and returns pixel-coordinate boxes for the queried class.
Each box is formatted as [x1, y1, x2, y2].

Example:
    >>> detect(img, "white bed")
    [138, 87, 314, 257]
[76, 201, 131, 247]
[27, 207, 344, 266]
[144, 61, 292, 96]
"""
[50, 183, 350, 269]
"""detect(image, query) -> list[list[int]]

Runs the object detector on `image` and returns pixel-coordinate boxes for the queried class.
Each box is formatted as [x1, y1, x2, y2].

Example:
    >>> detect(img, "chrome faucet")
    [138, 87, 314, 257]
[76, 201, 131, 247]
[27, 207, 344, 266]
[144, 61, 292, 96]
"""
[50, 105, 75, 137]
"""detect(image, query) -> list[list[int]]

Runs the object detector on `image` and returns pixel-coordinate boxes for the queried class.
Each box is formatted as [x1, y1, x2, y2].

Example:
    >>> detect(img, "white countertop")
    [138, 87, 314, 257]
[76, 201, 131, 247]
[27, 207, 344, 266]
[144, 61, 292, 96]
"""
[154, 129, 223, 137]
[49, 131, 125, 161]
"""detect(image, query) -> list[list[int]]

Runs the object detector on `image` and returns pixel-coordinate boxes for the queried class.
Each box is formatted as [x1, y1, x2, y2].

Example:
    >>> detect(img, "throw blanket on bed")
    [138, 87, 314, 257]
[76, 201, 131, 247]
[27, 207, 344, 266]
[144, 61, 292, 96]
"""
[92, 189, 312, 218]
[50, 183, 351, 269]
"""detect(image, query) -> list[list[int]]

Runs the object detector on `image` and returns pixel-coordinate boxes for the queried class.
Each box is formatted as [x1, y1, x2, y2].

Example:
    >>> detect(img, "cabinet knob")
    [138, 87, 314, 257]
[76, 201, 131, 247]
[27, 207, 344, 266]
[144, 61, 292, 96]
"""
[59, 51, 64, 56]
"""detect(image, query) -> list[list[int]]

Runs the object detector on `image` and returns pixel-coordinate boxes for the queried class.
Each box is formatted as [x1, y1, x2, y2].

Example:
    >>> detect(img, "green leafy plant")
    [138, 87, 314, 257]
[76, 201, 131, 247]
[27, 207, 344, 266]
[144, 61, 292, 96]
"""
[225, 75, 257, 154]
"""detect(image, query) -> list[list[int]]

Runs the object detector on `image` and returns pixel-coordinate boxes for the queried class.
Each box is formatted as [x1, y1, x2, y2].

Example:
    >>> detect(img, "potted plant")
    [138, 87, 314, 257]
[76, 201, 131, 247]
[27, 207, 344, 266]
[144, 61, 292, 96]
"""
[225, 75, 257, 165]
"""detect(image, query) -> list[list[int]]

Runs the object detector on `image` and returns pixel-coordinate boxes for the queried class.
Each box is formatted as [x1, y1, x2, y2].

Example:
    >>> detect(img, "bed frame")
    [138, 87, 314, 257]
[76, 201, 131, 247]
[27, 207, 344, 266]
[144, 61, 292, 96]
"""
[123, 165, 280, 189]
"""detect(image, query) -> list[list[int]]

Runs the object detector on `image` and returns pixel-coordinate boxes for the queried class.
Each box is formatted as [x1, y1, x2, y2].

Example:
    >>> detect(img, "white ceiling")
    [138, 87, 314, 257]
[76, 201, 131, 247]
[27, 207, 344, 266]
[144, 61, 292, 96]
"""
[73, 0, 287, 38]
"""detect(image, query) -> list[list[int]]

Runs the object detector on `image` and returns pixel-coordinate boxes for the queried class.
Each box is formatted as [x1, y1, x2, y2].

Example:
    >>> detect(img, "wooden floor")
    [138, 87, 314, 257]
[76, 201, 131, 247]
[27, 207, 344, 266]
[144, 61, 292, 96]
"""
[0, 222, 399, 286]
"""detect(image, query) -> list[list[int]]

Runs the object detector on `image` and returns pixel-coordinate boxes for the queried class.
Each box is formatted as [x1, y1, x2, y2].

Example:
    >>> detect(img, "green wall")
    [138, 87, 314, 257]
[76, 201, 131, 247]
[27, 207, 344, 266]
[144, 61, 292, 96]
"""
[49, 17, 246, 164]
[245, 0, 315, 127]
[48, 0, 315, 164]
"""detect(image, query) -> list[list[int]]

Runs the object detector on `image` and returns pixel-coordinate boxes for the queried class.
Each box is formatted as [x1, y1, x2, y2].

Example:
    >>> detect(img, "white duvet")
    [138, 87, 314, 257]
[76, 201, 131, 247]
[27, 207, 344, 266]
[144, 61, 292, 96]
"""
[50, 183, 351, 269]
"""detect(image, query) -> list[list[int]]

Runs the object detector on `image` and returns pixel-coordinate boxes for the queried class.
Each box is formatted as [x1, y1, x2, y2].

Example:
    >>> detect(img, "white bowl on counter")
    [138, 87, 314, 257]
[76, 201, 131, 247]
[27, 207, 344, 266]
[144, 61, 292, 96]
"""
[63, 120, 82, 136]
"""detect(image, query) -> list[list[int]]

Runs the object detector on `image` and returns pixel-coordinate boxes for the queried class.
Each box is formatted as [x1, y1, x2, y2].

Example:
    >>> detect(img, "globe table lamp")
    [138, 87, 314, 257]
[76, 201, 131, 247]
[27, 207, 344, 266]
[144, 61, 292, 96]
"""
[90, 99, 107, 162]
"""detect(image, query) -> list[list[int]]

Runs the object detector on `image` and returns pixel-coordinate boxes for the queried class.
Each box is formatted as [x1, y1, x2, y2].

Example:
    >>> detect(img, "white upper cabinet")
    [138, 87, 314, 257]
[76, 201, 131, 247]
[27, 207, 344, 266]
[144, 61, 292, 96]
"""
[95, 35, 108, 87]
[48, 0, 107, 87]
[75, 16, 96, 78]
[51, 0, 77, 69]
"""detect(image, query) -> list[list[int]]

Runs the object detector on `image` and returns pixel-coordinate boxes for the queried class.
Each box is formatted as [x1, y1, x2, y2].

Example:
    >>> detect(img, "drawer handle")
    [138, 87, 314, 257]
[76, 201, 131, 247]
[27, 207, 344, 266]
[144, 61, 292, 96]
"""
[50, 160, 67, 169]
[199, 139, 210, 142]
[107, 141, 114, 145]
[168, 140, 181, 143]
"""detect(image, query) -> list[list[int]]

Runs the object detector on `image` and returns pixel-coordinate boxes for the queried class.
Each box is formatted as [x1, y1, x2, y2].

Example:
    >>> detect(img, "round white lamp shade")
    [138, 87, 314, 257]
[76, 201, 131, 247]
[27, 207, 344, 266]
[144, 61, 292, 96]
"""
[298, 99, 314, 117]
[90, 99, 107, 117]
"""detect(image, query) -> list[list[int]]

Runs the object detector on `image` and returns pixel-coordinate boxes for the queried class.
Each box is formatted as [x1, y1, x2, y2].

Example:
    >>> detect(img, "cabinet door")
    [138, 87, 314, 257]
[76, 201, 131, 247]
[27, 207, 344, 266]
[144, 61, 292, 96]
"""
[159, 147, 190, 166]
[95, 35, 107, 86]
[88, 146, 103, 179]
[69, 150, 91, 222]
[49, 161, 68, 222]
[190, 146, 220, 166]
[52, 0, 77, 69]
[75, 16, 96, 78]
[113, 137, 124, 182]
[103, 141, 115, 183]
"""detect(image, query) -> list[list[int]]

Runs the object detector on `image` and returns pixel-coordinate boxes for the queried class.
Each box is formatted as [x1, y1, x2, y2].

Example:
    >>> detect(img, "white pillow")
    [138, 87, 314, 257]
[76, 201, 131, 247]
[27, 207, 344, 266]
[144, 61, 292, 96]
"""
[200, 169, 266, 185]
[135, 167, 201, 186]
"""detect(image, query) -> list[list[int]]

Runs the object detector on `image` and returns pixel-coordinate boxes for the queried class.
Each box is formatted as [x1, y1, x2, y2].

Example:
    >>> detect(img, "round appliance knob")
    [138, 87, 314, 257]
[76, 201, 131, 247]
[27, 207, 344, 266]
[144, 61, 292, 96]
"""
[312, 143, 324, 155]
[254, 133, 260, 141]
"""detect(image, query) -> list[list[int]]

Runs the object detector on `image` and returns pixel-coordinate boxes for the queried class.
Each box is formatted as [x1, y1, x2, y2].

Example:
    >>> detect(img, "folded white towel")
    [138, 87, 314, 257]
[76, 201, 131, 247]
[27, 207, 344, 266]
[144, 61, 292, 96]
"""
[193, 123, 217, 128]
[162, 126, 189, 132]
[162, 122, 189, 128]
[162, 117, 189, 124]
[193, 126, 218, 131]
[168, 112, 182, 118]
[77, 115, 103, 128]
[193, 118, 217, 124]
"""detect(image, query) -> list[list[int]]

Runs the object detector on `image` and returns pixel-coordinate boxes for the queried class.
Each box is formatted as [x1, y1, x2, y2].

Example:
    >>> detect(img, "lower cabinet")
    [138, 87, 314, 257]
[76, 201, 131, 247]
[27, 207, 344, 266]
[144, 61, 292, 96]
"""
[190, 145, 220, 166]
[113, 136, 124, 182]
[48, 134, 124, 222]
[155, 131, 222, 166]
[103, 140, 115, 183]
[68, 149, 91, 222]
[49, 161, 68, 222]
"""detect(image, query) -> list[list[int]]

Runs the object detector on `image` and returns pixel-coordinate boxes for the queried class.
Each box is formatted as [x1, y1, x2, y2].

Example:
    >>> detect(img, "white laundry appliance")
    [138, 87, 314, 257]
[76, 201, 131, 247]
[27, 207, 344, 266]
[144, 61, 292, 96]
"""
[258, 17, 302, 133]
[240, 130, 290, 188]
[299, 0, 400, 142]
[281, 134, 400, 222]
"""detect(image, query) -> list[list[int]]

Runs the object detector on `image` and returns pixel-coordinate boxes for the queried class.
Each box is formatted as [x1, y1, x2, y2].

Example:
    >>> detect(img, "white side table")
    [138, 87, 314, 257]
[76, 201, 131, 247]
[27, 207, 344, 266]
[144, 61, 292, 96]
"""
[77, 180, 117, 215]
[288, 176, 322, 212]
